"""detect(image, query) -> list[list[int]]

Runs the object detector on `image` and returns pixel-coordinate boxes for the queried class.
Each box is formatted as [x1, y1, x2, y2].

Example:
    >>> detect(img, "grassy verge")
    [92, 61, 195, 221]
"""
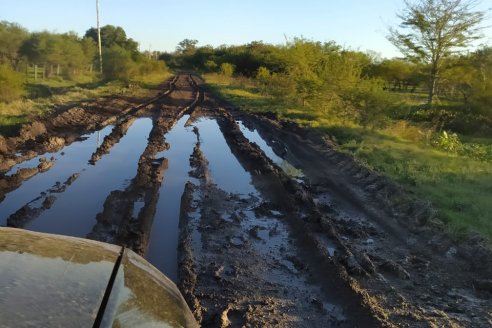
[0, 71, 171, 136]
[204, 73, 492, 241]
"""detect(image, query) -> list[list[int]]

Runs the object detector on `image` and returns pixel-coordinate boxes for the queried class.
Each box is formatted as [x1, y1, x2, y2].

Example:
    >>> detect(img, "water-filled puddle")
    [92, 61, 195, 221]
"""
[1, 114, 314, 286]
[196, 119, 256, 195]
[22, 118, 153, 236]
[0, 126, 113, 224]
[146, 115, 197, 280]
[237, 121, 304, 179]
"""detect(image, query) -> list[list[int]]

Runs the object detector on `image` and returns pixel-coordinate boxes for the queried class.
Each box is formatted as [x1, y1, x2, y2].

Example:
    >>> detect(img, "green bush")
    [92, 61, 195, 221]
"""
[431, 130, 492, 161]
[204, 60, 218, 72]
[349, 79, 393, 128]
[220, 62, 235, 77]
[137, 58, 167, 76]
[102, 45, 136, 81]
[0, 64, 24, 102]
[432, 131, 463, 153]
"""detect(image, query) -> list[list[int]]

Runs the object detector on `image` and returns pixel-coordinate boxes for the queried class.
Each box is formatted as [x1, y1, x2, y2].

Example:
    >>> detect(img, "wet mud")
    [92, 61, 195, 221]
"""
[1, 74, 491, 327]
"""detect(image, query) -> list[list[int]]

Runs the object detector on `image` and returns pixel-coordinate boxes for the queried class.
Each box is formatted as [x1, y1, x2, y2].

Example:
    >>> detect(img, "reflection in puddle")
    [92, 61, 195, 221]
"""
[25, 118, 153, 237]
[196, 119, 256, 195]
[132, 201, 145, 218]
[0, 125, 113, 225]
[237, 121, 304, 179]
[6, 126, 113, 176]
[146, 115, 197, 280]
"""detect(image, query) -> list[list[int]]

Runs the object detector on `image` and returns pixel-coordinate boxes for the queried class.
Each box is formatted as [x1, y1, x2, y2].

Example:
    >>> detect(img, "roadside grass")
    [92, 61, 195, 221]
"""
[0, 71, 171, 136]
[204, 73, 492, 241]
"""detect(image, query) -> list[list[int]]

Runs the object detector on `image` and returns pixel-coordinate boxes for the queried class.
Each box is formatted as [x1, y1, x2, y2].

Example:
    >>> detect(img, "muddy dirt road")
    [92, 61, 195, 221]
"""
[1, 74, 491, 327]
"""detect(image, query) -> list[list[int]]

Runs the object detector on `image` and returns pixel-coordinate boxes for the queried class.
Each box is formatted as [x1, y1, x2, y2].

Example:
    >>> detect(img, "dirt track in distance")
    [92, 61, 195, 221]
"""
[0, 74, 491, 327]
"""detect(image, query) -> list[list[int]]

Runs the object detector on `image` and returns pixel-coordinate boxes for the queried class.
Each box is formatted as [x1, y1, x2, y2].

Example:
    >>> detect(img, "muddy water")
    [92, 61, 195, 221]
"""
[28, 118, 153, 236]
[1, 111, 343, 291]
[196, 119, 256, 195]
[0, 126, 113, 225]
[183, 117, 351, 325]
[237, 121, 303, 179]
[0, 119, 153, 236]
[237, 120, 368, 229]
[147, 117, 259, 280]
[146, 115, 197, 281]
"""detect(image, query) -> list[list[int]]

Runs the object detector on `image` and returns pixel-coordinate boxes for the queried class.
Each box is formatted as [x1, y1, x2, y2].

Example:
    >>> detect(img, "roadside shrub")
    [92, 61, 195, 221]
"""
[430, 130, 492, 161]
[0, 64, 24, 102]
[102, 45, 136, 81]
[349, 79, 393, 128]
[220, 62, 235, 77]
[204, 60, 218, 72]
[432, 131, 463, 153]
[461, 143, 492, 161]
[256, 66, 271, 94]
[137, 58, 167, 76]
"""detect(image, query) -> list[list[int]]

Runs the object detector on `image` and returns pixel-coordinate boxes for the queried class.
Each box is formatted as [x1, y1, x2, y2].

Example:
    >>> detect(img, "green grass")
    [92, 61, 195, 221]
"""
[0, 71, 171, 137]
[204, 73, 492, 241]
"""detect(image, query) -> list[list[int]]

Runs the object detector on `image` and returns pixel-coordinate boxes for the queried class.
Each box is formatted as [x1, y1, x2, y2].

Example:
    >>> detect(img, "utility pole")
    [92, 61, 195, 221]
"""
[96, 0, 103, 74]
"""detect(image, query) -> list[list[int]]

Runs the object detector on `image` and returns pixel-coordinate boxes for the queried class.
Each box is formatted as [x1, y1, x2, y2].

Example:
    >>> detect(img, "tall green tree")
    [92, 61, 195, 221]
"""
[85, 25, 138, 53]
[389, 0, 486, 105]
[0, 21, 29, 69]
[176, 39, 198, 53]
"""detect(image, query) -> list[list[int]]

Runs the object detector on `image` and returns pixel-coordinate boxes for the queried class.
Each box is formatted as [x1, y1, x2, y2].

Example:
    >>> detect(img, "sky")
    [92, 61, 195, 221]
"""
[2, 0, 491, 58]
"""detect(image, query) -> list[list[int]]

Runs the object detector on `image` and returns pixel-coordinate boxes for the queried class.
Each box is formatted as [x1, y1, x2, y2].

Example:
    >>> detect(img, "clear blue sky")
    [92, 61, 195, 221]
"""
[2, 0, 491, 58]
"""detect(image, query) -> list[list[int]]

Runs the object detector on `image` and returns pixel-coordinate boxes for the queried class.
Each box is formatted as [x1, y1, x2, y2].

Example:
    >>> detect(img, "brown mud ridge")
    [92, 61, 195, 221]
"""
[1, 74, 491, 327]
[177, 103, 492, 326]
[0, 76, 179, 200]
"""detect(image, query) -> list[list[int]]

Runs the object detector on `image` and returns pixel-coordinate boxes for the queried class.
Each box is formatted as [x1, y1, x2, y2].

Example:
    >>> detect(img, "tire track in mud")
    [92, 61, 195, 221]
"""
[86, 75, 204, 256]
[0, 75, 191, 231]
[177, 107, 380, 327]
[3, 73, 491, 327]
[177, 101, 492, 327]
[0, 158, 55, 203]
[0, 76, 180, 202]
[222, 108, 492, 327]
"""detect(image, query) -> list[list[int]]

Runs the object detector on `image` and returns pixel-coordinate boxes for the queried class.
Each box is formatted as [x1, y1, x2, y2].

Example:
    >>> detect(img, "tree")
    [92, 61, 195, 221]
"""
[85, 25, 138, 53]
[0, 21, 29, 69]
[176, 39, 198, 53]
[370, 59, 422, 92]
[102, 45, 135, 81]
[20, 32, 91, 78]
[389, 0, 486, 105]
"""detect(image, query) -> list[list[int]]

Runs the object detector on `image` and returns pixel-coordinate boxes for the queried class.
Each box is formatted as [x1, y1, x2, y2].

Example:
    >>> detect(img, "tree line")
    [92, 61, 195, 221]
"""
[166, 38, 490, 133]
[0, 22, 166, 102]
[163, 0, 490, 134]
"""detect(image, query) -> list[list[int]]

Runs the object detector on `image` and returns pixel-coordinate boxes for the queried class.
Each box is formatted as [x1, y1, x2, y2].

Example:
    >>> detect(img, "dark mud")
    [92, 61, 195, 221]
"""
[223, 107, 492, 327]
[1, 73, 491, 327]
[177, 108, 382, 327]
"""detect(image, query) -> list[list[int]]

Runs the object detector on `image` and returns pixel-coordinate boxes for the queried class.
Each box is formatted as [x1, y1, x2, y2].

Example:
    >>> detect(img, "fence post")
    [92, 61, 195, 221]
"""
[34, 65, 38, 81]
